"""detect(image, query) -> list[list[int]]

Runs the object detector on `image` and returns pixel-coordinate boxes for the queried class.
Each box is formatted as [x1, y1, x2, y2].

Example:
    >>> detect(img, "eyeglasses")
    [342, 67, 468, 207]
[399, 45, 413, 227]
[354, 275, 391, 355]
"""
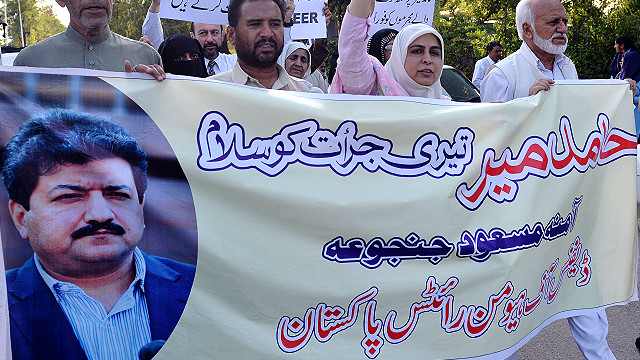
[384, 44, 393, 52]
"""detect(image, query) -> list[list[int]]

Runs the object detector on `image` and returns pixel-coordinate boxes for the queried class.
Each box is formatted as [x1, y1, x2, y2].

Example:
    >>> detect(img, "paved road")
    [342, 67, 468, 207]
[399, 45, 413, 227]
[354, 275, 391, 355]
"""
[516, 213, 640, 359]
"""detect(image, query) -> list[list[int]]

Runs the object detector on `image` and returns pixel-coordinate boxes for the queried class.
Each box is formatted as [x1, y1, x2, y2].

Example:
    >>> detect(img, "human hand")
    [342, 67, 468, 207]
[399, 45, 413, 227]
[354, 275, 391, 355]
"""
[323, 2, 332, 27]
[139, 35, 153, 47]
[149, 0, 161, 13]
[125, 60, 166, 82]
[349, 0, 375, 18]
[528, 78, 554, 96]
[624, 78, 637, 93]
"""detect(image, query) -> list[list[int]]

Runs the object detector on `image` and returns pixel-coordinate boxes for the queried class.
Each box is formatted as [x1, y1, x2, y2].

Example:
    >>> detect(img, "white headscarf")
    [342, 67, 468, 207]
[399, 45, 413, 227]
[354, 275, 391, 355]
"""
[384, 24, 444, 99]
[277, 42, 312, 78]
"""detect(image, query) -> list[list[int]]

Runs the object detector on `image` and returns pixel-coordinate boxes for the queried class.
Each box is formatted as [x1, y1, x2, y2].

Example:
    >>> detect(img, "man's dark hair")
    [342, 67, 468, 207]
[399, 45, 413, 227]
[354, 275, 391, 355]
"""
[228, 0, 285, 28]
[487, 41, 502, 53]
[616, 35, 638, 52]
[2, 109, 148, 210]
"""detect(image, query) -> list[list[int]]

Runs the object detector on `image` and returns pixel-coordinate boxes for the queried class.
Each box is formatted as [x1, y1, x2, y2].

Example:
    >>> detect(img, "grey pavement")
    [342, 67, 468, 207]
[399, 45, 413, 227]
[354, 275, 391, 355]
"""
[516, 211, 640, 360]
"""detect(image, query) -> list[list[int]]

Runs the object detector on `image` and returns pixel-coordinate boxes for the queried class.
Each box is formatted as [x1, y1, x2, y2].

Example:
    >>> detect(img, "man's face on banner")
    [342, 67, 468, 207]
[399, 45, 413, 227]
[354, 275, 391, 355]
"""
[9, 158, 145, 278]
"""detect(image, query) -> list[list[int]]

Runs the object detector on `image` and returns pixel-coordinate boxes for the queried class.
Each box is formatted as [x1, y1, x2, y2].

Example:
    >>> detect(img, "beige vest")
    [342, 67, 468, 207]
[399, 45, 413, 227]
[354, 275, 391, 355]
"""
[494, 43, 578, 99]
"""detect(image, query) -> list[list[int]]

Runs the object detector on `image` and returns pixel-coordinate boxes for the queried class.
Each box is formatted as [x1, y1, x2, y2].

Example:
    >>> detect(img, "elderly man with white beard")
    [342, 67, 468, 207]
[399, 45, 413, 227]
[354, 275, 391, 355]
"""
[480, 1, 617, 359]
[480, 0, 633, 102]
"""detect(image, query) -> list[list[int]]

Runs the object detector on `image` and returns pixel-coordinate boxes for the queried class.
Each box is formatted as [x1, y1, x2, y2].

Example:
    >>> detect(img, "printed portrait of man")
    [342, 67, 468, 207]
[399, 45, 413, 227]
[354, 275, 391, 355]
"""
[2, 109, 196, 360]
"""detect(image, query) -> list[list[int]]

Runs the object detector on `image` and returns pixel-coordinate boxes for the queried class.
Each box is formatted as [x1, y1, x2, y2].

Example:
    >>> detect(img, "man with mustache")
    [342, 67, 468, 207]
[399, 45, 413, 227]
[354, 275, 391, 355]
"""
[480, 1, 617, 359]
[211, 0, 310, 91]
[480, 0, 633, 102]
[191, 22, 237, 76]
[3, 110, 195, 360]
[13, 0, 166, 81]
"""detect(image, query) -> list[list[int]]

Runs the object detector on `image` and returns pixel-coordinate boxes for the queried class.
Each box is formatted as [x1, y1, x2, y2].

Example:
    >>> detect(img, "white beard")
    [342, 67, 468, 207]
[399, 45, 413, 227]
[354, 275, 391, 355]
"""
[532, 30, 568, 55]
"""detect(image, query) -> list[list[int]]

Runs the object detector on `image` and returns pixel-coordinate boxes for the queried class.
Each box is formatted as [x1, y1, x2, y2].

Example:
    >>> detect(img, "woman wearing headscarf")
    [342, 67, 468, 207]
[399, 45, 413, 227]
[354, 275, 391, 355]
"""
[277, 42, 325, 93]
[367, 28, 398, 65]
[158, 34, 208, 78]
[330, 0, 445, 98]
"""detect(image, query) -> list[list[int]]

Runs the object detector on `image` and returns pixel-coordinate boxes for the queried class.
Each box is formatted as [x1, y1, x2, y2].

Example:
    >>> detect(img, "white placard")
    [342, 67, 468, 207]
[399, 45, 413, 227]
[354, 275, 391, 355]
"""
[370, 0, 435, 36]
[160, 0, 230, 25]
[290, 0, 327, 40]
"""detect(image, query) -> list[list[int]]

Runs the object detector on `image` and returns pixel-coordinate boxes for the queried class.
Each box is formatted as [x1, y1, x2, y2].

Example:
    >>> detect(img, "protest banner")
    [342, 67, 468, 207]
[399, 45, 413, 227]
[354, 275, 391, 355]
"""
[0, 67, 636, 359]
[370, 0, 435, 36]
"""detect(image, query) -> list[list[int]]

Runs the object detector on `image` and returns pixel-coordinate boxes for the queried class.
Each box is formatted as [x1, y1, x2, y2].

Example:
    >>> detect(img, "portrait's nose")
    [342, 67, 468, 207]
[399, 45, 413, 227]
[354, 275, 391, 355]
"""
[83, 192, 115, 223]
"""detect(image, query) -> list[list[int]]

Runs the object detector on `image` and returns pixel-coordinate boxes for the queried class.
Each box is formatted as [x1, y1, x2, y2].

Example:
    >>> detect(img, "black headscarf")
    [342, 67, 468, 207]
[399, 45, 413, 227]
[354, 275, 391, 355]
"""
[158, 34, 208, 78]
[367, 28, 399, 65]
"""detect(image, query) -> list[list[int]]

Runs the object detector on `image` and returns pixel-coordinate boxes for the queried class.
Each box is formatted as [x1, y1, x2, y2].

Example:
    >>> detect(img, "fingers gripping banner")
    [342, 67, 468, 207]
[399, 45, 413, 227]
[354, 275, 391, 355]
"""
[0, 68, 636, 360]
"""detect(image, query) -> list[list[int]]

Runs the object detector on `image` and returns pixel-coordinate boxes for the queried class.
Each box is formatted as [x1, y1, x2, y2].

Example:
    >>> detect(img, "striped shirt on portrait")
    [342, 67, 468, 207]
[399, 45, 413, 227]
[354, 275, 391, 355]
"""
[35, 247, 152, 360]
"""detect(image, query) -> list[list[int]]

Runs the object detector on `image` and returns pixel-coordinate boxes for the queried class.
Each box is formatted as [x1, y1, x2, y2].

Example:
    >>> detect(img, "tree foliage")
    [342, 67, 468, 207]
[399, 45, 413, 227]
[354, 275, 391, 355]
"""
[3, 0, 65, 47]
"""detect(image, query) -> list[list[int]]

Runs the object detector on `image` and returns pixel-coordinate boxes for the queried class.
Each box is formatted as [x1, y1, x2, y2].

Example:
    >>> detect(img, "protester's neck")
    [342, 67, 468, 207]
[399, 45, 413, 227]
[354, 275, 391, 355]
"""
[527, 41, 556, 71]
[239, 60, 279, 88]
[69, 21, 107, 42]
[42, 253, 136, 312]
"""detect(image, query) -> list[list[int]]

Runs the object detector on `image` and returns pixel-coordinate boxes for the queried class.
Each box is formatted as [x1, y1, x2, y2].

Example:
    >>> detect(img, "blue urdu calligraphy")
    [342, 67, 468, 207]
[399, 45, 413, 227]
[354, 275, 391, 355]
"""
[196, 111, 474, 177]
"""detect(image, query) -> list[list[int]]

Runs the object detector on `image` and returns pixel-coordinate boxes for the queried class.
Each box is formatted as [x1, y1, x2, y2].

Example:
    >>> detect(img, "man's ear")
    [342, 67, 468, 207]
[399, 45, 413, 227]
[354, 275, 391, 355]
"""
[55, 0, 66, 7]
[227, 26, 235, 47]
[190, 32, 195, 39]
[522, 22, 534, 40]
[8, 200, 29, 240]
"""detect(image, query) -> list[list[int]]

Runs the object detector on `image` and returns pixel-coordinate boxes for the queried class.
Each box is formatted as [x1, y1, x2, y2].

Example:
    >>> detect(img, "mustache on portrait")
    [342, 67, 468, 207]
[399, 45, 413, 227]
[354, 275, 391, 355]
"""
[71, 220, 126, 240]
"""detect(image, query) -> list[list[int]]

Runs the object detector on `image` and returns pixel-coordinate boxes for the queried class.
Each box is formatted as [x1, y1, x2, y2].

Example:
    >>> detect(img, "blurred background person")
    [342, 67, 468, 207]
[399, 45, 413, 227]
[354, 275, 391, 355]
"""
[614, 35, 640, 137]
[472, 41, 502, 88]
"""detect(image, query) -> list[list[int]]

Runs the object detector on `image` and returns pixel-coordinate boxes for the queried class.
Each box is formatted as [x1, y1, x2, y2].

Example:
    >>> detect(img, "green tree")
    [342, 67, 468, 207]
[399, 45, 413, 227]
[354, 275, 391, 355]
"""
[5, 0, 65, 47]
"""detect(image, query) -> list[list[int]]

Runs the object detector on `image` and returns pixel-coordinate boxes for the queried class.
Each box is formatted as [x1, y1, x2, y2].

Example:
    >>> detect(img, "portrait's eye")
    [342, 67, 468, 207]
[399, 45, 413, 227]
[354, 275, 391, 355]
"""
[52, 193, 83, 203]
[106, 191, 131, 200]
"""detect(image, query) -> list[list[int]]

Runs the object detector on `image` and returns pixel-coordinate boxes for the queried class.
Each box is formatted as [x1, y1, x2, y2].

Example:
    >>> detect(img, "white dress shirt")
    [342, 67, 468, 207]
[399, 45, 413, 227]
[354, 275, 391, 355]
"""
[471, 56, 497, 87]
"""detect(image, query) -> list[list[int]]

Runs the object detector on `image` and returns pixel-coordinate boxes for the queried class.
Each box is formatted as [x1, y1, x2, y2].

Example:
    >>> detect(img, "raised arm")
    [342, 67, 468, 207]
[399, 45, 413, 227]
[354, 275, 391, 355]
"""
[330, 0, 377, 95]
[141, 0, 164, 50]
[348, 0, 374, 19]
